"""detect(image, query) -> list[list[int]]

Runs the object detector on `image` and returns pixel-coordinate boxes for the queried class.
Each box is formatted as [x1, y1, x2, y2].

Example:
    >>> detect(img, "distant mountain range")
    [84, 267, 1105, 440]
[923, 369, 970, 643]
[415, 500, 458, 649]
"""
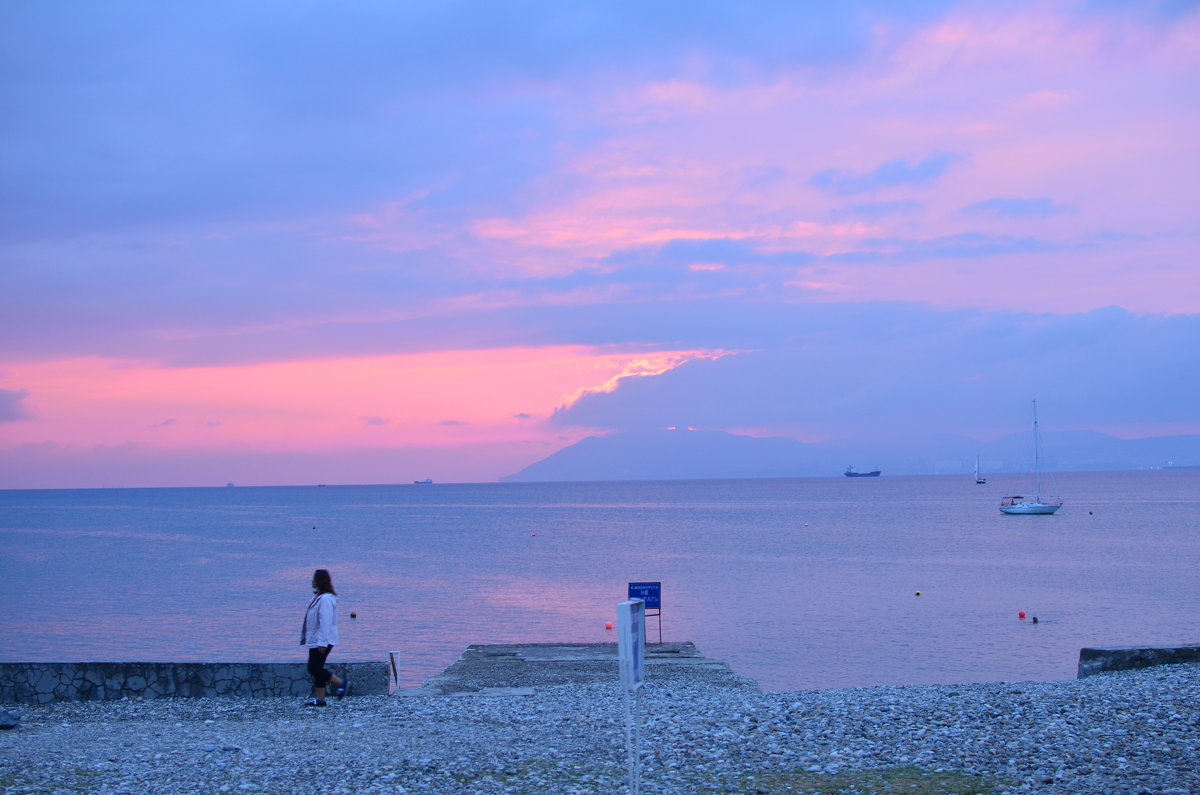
[501, 428, 1200, 482]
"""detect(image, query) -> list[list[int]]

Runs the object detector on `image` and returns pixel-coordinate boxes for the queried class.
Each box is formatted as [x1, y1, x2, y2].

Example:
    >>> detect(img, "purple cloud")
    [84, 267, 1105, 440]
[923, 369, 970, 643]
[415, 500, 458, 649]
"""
[0, 2, 939, 246]
[826, 232, 1062, 263]
[552, 307, 1200, 439]
[0, 389, 31, 421]
[810, 153, 963, 196]
[835, 200, 924, 220]
[605, 237, 813, 269]
[963, 198, 1075, 218]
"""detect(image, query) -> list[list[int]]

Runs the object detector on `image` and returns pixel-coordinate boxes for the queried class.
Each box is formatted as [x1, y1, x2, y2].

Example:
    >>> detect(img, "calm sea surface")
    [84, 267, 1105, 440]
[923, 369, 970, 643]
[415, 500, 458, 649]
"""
[2, 471, 1197, 692]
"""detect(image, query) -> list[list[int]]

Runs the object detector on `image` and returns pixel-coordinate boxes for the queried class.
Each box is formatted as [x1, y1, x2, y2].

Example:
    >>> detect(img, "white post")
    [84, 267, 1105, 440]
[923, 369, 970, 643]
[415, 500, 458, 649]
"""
[618, 599, 645, 795]
[388, 651, 401, 696]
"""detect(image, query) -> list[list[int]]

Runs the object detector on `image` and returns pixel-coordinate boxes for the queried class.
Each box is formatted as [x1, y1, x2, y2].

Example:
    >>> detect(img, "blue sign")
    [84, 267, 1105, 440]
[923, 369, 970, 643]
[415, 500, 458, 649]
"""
[627, 581, 661, 610]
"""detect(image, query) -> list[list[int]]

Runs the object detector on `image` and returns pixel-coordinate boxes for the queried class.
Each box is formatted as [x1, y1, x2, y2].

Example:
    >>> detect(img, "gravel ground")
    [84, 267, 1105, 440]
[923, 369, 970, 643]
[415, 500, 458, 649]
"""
[2, 663, 1197, 794]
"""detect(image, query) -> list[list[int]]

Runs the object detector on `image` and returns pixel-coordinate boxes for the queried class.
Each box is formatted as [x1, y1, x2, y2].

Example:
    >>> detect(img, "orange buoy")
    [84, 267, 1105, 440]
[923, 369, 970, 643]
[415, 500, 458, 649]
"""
[604, 621, 613, 630]
[1019, 610, 1026, 619]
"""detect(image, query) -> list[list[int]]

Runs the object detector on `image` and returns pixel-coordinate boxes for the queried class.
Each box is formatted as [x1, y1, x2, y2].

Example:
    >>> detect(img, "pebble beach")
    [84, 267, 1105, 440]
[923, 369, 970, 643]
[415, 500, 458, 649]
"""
[2, 662, 1198, 794]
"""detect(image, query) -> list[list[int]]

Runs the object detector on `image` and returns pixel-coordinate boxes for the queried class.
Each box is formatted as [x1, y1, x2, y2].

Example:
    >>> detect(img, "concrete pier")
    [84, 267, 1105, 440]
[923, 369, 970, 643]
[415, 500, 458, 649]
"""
[410, 641, 758, 696]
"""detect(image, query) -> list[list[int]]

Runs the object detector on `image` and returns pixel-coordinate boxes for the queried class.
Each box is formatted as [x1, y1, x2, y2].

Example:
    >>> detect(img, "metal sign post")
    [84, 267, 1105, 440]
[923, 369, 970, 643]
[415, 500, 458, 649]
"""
[617, 599, 645, 795]
[627, 582, 662, 644]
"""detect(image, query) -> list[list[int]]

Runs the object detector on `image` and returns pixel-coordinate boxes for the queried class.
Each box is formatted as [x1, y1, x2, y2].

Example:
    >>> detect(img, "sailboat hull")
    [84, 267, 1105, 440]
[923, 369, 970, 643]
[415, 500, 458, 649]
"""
[1000, 501, 1061, 515]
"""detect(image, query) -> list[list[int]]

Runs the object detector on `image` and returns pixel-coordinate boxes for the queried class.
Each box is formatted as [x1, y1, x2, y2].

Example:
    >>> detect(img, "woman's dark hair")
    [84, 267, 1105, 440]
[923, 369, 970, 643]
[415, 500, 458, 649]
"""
[312, 569, 336, 595]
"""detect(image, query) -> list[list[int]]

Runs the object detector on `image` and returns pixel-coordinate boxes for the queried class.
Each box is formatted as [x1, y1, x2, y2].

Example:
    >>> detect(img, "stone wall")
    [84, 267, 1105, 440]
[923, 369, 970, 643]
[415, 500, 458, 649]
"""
[1078, 644, 1200, 678]
[0, 660, 390, 704]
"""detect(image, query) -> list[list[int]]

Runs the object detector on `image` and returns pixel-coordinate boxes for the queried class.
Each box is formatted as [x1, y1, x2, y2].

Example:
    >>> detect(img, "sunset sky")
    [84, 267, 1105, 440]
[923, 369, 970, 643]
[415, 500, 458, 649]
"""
[2, 0, 1197, 488]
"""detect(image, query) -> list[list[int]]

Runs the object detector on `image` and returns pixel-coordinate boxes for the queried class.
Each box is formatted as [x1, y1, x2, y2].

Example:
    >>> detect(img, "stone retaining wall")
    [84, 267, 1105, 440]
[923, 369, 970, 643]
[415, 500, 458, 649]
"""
[1078, 644, 1200, 678]
[0, 660, 390, 704]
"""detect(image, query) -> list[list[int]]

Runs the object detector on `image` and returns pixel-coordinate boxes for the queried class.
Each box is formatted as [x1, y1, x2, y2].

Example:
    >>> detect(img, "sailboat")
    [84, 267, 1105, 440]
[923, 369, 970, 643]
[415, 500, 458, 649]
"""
[974, 456, 987, 485]
[999, 400, 1062, 515]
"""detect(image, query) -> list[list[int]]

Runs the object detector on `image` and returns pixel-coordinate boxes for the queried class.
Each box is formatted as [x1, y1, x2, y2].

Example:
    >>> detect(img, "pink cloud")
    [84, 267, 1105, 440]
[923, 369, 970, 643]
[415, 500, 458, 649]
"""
[310, 5, 1193, 312]
[0, 347, 721, 453]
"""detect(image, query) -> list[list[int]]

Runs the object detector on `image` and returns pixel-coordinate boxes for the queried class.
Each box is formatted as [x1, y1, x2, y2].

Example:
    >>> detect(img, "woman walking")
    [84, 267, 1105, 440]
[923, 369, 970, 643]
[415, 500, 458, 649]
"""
[300, 569, 351, 706]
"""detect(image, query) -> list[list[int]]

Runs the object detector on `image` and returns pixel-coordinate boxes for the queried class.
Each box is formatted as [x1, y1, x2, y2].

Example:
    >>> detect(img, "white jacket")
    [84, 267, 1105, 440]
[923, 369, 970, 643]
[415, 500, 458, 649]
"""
[300, 592, 339, 648]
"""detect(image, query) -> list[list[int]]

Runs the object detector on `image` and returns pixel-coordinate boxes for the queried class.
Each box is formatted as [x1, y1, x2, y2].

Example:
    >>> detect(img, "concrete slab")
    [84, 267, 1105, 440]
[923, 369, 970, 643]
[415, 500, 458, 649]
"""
[1078, 644, 1200, 678]
[412, 641, 758, 696]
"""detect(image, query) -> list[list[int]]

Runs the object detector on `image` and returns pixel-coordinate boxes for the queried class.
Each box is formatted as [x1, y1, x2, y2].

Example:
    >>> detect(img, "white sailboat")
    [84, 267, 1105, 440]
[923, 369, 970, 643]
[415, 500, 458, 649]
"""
[974, 456, 987, 485]
[1000, 400, 1062, 515]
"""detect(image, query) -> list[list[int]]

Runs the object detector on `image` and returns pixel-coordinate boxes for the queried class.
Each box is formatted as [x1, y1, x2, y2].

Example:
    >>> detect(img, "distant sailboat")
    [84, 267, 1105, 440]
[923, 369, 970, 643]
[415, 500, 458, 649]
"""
[974, 457, 987, 485]
[999, 401, 1062, 515]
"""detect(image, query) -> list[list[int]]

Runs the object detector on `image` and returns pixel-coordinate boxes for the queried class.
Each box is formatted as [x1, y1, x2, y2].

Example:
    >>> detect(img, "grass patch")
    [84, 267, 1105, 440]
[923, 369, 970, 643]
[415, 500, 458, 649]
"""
[711, 766, 1004, 794]
[449, 762, 1005, 794]
[0, 768, 106, 794]
[451, 760, 627, 791]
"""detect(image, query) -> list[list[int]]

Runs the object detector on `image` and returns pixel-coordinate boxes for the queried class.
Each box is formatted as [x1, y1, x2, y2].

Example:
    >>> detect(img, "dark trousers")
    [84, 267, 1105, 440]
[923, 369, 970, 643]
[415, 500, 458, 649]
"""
[307, 645, 334, 688]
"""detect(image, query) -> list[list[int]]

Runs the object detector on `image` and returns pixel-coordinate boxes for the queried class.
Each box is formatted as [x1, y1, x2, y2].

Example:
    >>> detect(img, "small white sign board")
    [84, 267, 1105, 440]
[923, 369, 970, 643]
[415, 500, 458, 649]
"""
[617, 598, 645, 692]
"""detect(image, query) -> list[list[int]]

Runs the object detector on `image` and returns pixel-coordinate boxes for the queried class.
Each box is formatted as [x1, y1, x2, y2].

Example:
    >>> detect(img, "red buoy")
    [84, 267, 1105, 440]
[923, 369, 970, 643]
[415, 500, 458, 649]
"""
[1019, 610, 1026, 619]
[604, 621, 613, 630]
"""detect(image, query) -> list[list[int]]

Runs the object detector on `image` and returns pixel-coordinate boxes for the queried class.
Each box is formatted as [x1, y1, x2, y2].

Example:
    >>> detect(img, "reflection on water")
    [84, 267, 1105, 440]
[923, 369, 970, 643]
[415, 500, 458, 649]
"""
[2, 472, 1198, 691]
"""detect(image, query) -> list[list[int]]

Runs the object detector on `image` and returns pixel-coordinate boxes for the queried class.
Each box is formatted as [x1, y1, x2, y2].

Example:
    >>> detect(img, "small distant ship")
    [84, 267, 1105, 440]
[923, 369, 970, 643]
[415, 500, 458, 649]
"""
[844, 466, 881, 478]
[413, 478, 433, 485]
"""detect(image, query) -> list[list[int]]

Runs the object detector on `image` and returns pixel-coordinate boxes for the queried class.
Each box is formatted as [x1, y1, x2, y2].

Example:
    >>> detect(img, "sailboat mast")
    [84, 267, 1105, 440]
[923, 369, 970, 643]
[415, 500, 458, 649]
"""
[1032, 399, 1041, 500]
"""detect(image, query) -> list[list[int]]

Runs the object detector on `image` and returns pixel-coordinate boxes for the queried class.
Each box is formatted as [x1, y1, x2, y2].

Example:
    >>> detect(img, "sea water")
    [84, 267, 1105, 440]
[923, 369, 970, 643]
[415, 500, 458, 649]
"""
[2, 471, 1197, 692]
